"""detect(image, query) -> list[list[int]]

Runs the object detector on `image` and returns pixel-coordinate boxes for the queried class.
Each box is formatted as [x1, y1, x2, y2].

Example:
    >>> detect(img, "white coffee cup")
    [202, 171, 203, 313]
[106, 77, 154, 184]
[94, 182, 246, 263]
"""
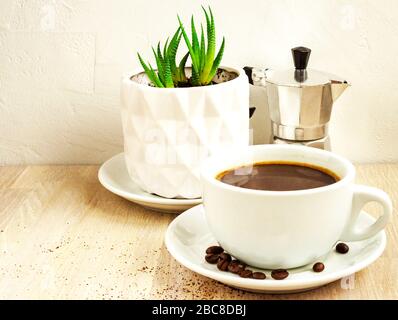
[201, 144, 392, 269]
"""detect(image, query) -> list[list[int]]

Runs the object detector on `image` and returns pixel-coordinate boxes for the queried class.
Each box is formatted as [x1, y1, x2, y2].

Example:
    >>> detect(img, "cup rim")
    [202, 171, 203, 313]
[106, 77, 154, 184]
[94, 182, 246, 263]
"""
[121, 65, 245, 92]
[201, 145, 356, 197]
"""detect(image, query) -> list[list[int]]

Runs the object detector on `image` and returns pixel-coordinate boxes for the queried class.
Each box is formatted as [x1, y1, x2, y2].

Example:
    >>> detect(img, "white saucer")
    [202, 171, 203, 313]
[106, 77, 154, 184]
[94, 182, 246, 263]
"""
[98, 153, 201, 213]
[165, 204, 386, 293]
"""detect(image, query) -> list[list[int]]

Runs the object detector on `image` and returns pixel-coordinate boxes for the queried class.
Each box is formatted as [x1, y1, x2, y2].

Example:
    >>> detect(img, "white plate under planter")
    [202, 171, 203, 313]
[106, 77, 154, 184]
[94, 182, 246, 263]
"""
[165, 205, 387, 294]
[98, 153, 201, 213]
[120, 66, 249, 199]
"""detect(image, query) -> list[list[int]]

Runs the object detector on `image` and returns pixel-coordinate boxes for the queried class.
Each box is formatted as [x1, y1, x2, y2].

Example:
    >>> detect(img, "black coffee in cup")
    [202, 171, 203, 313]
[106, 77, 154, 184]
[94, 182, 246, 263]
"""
[217, 162, 339, 191]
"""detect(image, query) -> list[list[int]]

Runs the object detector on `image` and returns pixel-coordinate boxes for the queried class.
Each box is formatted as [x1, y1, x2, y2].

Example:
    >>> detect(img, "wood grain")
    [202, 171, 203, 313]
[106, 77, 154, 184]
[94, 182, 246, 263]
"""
[0, 164, 397, 299]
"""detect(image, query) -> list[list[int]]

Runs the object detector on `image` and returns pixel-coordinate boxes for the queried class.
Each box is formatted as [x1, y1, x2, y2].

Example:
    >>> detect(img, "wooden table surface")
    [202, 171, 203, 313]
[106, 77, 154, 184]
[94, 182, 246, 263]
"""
[0, 164, 397, 300]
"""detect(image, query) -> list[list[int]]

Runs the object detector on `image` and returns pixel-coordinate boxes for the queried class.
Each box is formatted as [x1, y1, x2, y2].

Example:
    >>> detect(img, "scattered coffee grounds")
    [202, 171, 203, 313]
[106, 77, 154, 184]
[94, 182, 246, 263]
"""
[217, 259, 230, 271]
[206, 246, 224, 255]
[336, 242, 349, 254]
[271, 269, 289, 280]
[252, 272, 266, 279]
[239, 269, 253, 278]
[205, 253, 220, 264]
[312, 262, 325, 272]
[219, 252, 232, 262]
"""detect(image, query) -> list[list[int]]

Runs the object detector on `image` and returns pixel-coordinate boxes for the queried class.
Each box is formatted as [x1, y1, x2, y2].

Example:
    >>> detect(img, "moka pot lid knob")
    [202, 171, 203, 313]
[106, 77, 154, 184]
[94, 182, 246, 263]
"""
[265, 46, 339, 87]
[292, 46, 311, 70]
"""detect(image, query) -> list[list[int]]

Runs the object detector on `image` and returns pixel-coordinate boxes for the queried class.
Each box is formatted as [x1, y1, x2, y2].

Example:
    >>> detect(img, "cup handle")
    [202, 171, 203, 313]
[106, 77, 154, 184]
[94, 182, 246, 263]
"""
[340, 185, 392, 241]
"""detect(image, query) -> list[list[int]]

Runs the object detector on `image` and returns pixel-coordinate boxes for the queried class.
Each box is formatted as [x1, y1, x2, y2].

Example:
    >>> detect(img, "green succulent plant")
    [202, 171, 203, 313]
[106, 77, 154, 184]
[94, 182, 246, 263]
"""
[137, 27, 189, 88]
[178, 6, 225, 86]
[137, 6, 225, 88]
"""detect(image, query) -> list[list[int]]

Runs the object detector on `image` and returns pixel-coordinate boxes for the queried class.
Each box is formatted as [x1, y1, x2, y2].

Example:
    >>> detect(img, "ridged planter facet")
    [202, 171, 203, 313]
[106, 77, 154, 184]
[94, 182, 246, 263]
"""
[120, 67, 249, 199]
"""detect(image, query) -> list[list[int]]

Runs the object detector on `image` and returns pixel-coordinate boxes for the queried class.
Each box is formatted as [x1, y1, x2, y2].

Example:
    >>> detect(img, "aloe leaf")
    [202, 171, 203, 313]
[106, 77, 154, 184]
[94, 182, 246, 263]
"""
[137, 52, 163, 88]
[156, 42, 165, 79]
[153, 45, 165, 86]
[206, 36, 225, 83]
[148, 61, 165, 88]
[174, 34, 183, 79]
[167, 29, 180, 62]
[163, 40, 173, 86]
[199, 24, 206, 73]
[178, 15, 199, 70]
[163, 38, 169, 59]
[178, 51, 189, 82]
[137, 52, 155, 82]
[191, 16, 199, 57]
[200, 6, 215, 84]
[163, 54, 174, 88]
[167, 28, 182, 82]
[156, 42, 163, 61]
[191, 65, 200, 86]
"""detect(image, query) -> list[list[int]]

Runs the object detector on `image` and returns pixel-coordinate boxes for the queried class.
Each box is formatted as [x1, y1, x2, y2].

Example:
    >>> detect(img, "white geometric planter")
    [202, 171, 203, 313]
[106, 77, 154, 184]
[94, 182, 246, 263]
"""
[120, 66, 249, 199]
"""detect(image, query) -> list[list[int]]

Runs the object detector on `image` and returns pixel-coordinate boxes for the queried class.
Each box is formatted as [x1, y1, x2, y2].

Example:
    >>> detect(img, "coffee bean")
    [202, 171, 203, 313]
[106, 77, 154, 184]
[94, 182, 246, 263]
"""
[312, 262, 325, 272]
[336, 243, 349, 254]
[271, 269, 289, 280]
[205, 254, 220, 264]
[235, 259, 246, 268]
[235, 260, 247, 268]
[252, 272, 266, 280]
[239, 269, 253, 278]
[228, 261, 243, 274]
[206, 246, 224, 255]
[219, 252, 232, 262]
[217, 259, 230, 271]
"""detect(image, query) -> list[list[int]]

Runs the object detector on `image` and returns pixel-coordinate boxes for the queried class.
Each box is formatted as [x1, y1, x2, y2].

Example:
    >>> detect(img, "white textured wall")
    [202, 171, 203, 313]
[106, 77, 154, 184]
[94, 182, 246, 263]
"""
[1, 0, 398, 164]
